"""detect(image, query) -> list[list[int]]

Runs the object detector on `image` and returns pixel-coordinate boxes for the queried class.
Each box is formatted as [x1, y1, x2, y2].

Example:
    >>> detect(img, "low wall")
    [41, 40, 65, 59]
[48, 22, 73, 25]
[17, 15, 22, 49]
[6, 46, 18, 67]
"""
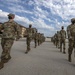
[45, 38, 68, 42]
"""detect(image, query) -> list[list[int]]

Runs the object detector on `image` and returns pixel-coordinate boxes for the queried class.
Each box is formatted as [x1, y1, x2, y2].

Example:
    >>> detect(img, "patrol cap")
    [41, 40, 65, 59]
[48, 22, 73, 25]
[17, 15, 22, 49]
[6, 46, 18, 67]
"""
[57, 31, 59, 33]
[61, 26, 64, 29]
[29, 24, 32, 26]
[8, 13, 15, 19]
[0, 22, 2, 24]
[71, 18, 75, 23]
[29, 24, 32, 27]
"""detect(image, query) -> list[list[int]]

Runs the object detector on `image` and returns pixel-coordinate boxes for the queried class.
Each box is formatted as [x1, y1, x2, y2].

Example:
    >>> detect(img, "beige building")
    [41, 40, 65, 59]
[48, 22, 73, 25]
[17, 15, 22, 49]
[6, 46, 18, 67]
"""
[19, 25, 27, 38]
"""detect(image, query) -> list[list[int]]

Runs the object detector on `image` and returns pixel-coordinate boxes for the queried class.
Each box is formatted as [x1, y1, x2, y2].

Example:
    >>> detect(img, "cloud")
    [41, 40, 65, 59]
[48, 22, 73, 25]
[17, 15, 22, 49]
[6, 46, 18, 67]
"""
[0, 0, 75, 36]
[32, 17, 54, 30]
[0, 9, 32, 25]
[0, 9, 54, 37]
[4, 0, 21, 3]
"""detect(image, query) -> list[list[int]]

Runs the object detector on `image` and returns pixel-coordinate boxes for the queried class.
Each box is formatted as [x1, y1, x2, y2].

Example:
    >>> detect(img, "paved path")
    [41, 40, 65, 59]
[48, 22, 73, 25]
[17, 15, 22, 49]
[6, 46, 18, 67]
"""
[0, 39, 75, 75]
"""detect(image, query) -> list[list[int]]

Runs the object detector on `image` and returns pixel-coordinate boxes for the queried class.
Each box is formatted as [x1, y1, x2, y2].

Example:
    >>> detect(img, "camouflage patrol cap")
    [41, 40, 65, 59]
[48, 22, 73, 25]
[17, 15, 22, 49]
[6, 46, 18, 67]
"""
[61, 26, 64, 29]
[29, 24, 32, 28]
[0, 22, 2, 24]
[29, 24, 32, 26]
[71, 18, 75, 23]
[57, 31, 59, 33]
[8, 13, 15, 18]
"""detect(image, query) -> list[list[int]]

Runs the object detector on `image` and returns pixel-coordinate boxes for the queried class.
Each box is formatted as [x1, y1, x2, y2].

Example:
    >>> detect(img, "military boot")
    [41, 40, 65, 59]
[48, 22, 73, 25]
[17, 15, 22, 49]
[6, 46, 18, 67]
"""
[1, 59, 9, 63]
[60, 48, 62, 52]
[25, 51, 28, 54]
[34, 46, 36, 48]
[63, 51, 66, 54]
[25, 49, 29, 54]
[8, 55, 11, 60]
[63, 49, 66, 54]
[1, 56, 11, 63]
[0, 62, 4, 70]
[68, 54, 71, 62]
[34, 45, 36, 48]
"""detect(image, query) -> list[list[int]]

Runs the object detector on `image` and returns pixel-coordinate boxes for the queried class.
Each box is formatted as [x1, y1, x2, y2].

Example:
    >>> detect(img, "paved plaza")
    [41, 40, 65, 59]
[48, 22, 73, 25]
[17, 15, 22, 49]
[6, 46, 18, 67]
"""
[0, 38, 75, 75]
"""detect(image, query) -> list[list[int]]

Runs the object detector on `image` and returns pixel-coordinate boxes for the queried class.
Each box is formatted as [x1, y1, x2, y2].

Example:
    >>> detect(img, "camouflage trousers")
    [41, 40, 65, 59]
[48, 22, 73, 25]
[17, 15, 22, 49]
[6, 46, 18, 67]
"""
[55, 40, 59, 48]
[26, 37, 31, 52]
[1, 38, 14, 61]
[53, 40, 55, 45]
[34, 39, 37, 48]
[38, 40, 40, 46]
[68, 39, 74, 55]
[60, 39, 65, 52]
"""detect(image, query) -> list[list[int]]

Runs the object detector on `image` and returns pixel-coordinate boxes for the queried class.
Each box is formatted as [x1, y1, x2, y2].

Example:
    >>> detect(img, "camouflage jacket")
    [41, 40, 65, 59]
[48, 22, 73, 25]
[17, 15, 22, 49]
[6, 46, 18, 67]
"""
[69, 24, 75, 37]
[60, 30, 66, 39]
[0, 20, 20, 39]
[37, 33, 40, 40]
[67, 24, 72, 39]
[34, 33, 38, 40]
[26, 28, 34, 38]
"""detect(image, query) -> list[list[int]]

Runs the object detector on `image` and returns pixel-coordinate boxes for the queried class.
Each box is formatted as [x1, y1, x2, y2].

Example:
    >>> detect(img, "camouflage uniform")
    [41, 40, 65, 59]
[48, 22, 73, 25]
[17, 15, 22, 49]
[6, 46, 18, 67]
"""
[0, 13, 20, 69]
[57, 31, 61, 49]
[52, 35, 55, 45]
[37, 33, 40, 46]
[25, 24, 34, 54]
[41, 34, 45, 43]
[67, 18, 75, 62]
[60, 26, 66, 53]
[55, 31, 60, 48]
[34, 30, 38, 48]
[54, 33, 58, 47]
[0, 23, 3, 37]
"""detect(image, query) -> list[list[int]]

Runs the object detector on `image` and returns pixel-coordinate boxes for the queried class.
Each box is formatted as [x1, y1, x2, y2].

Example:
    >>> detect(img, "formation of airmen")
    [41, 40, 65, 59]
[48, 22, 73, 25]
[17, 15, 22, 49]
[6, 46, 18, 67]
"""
[51, 18, 75, 63]
[0, 13, 45, 69]
[25, 24, 45, 54]
[0, 13, 75, 70]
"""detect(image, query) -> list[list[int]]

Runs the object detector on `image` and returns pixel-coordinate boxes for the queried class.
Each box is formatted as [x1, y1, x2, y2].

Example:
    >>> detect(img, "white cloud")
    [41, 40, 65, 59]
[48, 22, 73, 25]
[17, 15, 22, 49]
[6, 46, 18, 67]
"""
[9, 6, 33, 14]
[0, 9, 54, 37]
[5, 0, 21, 3]
[0, 9, 32, 25]
[0, 10, 8, 17]
[32, 17, 54, 30]
[1, 0, 75, 36]
[28, 0, 35, 5]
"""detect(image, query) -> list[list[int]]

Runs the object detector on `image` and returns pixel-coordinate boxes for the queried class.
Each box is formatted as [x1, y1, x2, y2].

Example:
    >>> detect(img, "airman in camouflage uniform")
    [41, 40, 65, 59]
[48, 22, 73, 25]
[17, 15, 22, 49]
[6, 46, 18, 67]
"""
[55, 31, 60, 48]
[41, 33, 45, 43]
[54, 33, 58, 47]
[67, 18, 75, 62]
[52, 35, 56, 45]
[0, 13, 20, 69]
[0, 23, 3, 37]
[37, 33, 40, 46]
[34, 30, 38, 48]
[60, 26, 66, 54]
[25, 24, 34, 54]
[57, 31, 61, 49]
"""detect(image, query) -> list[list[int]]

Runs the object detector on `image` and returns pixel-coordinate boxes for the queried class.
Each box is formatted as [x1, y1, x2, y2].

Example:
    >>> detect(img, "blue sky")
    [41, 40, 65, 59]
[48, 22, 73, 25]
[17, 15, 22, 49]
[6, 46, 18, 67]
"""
[0, 0, 75, 37]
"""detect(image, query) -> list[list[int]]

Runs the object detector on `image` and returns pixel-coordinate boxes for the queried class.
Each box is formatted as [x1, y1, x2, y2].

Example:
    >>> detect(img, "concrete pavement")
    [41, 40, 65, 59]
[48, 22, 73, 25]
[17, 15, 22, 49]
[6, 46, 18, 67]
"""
[0, 38, 75, 75]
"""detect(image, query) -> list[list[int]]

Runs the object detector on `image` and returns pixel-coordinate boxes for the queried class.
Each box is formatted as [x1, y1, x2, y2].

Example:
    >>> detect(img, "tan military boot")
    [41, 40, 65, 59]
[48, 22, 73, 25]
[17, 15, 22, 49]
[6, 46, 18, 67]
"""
[63, 50, 66, 54]
[63, 52, 66, 54]
[68, 54, 71, 62]
[25, 51, 28, 54]
[63, 48, 66, 54]
[0, 62, 4, 70]
[2, 59, 9, 63]
[60, 48, 62, 52]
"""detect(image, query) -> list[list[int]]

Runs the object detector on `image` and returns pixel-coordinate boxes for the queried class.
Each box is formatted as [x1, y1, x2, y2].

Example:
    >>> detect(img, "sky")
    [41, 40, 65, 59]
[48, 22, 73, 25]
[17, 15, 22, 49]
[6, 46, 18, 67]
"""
[0, 0, 75, 37]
